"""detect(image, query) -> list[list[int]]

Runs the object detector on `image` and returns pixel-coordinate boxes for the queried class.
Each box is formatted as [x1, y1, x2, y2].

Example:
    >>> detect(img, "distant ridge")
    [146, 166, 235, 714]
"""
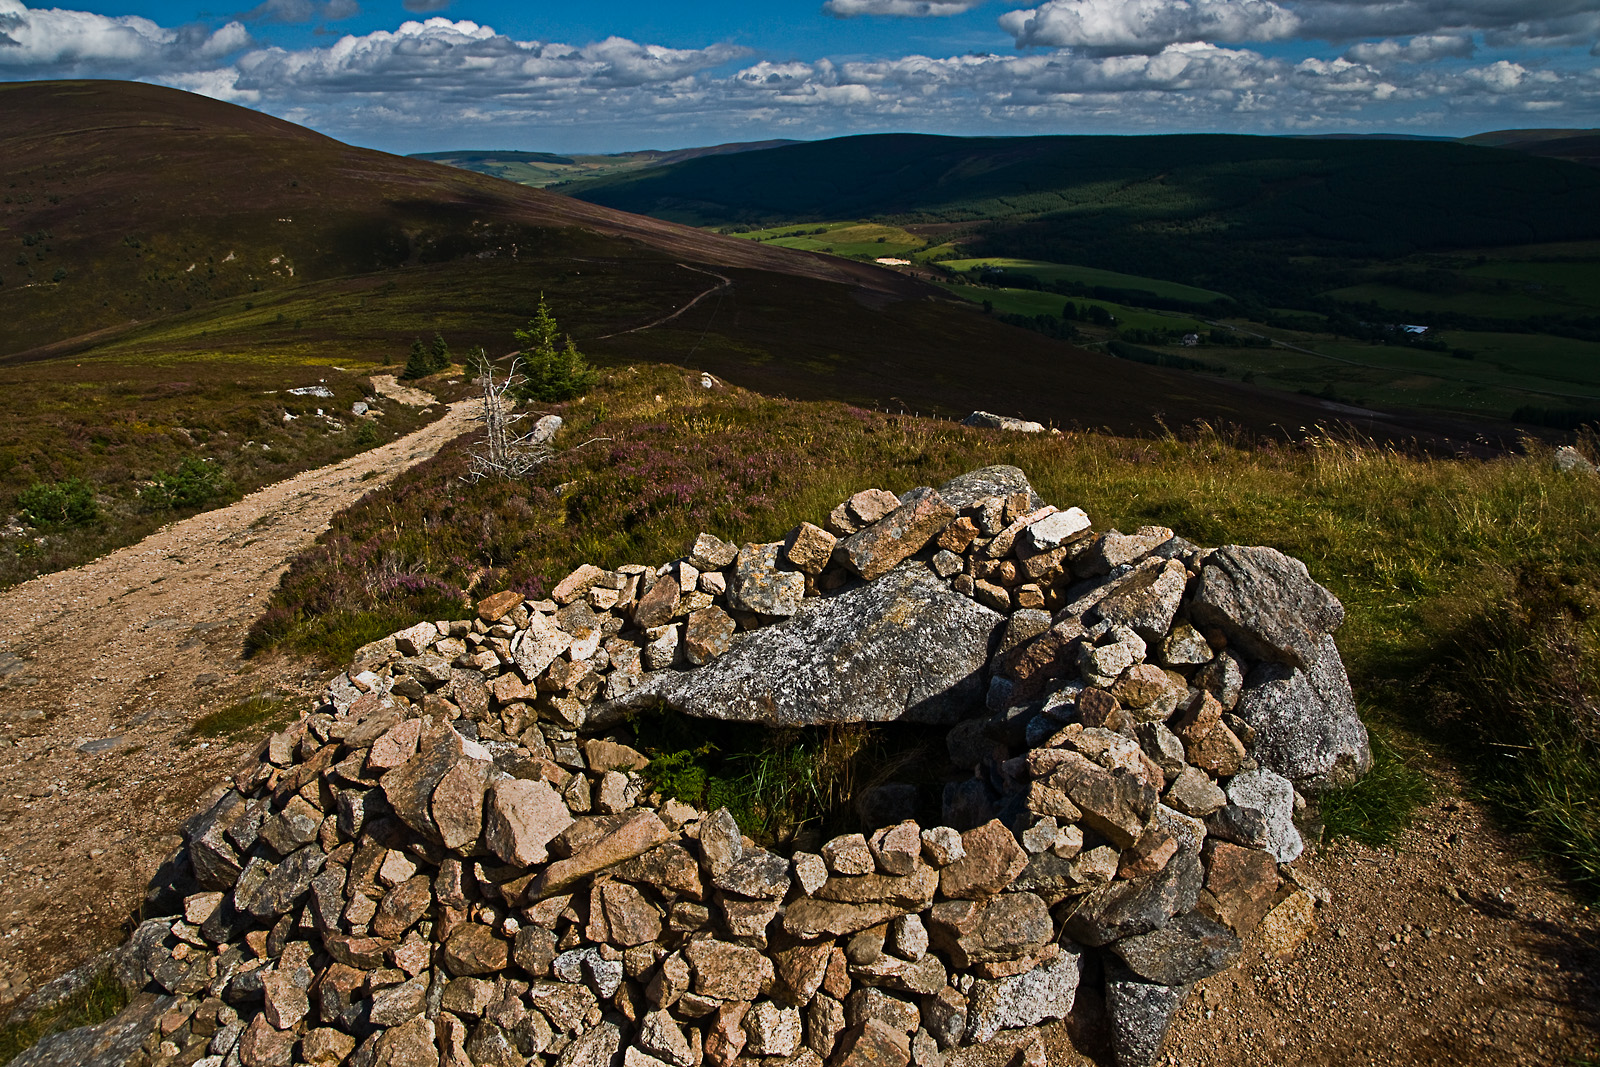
[410, 139, 802, 188]
[1461, 128, 1600, 147]
[1463, 128, 1600, 169]
[558, 131, 1600, 303]
[1292, 133, 1456, 141]
[410, 149, 580, 166]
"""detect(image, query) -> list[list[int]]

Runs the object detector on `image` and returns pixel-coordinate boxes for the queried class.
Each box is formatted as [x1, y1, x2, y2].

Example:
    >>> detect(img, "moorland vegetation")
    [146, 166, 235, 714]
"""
[4, 82, 1395, 587]
[246, 362, 1600, 902]
[0, 360, 437, 588]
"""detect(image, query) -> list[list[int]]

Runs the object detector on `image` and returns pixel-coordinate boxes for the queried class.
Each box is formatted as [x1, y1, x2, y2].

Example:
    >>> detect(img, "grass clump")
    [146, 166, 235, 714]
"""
[632, 710, 938, 847]
[191, 696, 298, 739]
[1318, 725, 1433, 846]
[1427, 562, 1600, 893]
[0, 968, 128, 1067]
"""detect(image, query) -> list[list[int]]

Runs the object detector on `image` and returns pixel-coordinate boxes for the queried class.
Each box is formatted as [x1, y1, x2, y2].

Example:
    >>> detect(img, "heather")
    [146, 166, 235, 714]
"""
[248, 362, 1600, 892]
[0, 362, 437, 590]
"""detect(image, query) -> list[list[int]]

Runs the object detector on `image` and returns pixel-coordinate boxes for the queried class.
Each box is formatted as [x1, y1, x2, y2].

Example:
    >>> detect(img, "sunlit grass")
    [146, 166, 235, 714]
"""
[190, 696, 299, 739]
[0, 968, 128, 1067]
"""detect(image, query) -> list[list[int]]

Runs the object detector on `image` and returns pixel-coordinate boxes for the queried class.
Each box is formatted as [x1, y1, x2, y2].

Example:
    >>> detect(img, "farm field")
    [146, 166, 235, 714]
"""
[1322, 281, 1586, 321]
[729, 221, 929, 259]
[938, 282, 1211, 334]
[1114, 325, 1600, 419]
[939, 257, 1231, 304]
[1324, 244, 1600, 323]
[1459, 259, 1600, 309]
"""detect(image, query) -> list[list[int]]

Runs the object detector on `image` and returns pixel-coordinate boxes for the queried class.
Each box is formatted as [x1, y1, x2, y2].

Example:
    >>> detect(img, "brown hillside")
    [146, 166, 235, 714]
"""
[0, 80, 910, 357]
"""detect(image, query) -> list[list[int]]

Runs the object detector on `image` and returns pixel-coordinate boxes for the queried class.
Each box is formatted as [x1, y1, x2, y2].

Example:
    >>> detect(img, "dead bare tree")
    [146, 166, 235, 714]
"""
[462, 352, 553, 482]
[461, 350, 605, 482]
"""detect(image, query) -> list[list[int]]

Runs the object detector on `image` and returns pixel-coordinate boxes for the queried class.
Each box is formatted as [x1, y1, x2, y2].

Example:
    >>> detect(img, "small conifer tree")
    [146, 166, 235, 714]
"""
[513, 295, 595, 402]
[401, 338, 431, 380]
[429, 332, 451, 374]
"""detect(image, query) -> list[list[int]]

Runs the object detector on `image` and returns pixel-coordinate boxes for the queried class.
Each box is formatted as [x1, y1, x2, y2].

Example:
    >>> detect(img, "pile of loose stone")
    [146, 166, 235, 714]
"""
[84, 465, 1370, 1067]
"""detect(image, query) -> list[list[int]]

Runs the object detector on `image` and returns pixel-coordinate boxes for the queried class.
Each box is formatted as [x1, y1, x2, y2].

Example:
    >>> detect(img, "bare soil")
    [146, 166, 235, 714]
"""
[0, 389, 476, 1011]
[0, 384, 1594, 1064]
[956, 788, 1600, 1067]
[1159, 790, 1600, 1066]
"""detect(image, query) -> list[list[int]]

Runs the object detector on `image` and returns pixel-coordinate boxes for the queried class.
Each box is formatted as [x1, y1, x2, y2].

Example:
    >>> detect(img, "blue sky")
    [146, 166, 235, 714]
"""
[2, 0, 1597, 153]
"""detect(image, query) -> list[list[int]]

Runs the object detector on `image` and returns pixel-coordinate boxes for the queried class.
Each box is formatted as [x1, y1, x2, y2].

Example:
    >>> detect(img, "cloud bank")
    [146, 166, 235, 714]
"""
[0, 0, 1595, 150]
[0, 0, 247, 75]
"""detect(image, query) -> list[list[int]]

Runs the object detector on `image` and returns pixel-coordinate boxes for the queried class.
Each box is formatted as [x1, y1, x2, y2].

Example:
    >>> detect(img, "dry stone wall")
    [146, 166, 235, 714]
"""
[59, 466, 1370, 1067]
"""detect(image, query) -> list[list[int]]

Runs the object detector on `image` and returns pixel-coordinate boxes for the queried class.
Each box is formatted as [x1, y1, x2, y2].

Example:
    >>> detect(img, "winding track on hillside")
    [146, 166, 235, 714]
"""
[594, 264, 733, 339]
[0, 388, 478, 1009]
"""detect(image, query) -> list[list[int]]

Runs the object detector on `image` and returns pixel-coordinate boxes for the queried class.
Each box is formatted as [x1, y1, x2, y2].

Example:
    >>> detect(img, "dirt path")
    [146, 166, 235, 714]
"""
[595, 264, 733, 339]
[1160, 788, 1600, 1066]
[0, 394, 479, 1010]
[960, 789, 1598, 1067]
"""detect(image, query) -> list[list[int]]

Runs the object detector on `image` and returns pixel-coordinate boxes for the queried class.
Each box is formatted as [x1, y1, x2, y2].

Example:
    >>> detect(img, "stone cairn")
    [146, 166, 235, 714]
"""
[70, 466, 1372, 1067]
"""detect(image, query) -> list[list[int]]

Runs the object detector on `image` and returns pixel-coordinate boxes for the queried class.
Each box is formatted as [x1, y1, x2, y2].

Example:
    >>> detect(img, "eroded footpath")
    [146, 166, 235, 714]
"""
[0, 395, 477, 1007]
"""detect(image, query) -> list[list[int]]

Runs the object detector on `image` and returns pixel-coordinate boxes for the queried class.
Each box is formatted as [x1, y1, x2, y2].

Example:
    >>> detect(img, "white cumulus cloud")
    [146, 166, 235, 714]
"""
[1000, 0, 1301, 53]
[1286, 0, 1600, 45]
[232, 19, 745, 94]
[998, 0, 1600, 56]
[0, 0, 248, 73]
[1344, 32, 1475, 62]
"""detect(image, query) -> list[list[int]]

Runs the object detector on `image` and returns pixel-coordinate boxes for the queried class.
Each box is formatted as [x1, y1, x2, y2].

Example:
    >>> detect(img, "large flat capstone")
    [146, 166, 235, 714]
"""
[603, 562, 1004, 726]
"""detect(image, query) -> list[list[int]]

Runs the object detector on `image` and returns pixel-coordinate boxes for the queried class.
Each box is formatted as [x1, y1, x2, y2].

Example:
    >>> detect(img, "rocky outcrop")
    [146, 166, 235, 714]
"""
[72, 465, 1364, 1067]
[961, 411, 1046, 434]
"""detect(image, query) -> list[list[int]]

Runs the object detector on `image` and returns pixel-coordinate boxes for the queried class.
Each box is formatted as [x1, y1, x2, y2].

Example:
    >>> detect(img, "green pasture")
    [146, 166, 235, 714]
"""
[1459, 260, 1600, 312]
[731, 221, 928, 259]
[1124, 326, 1600, 419]
[939, 257, 1230, 305]
[1323, 282, 1579, 321]
[937, 282, 1209, 334]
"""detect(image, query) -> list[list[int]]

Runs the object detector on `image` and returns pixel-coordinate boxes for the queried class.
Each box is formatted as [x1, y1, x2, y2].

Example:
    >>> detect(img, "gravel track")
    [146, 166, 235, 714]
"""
[0, 393, 476, 1009]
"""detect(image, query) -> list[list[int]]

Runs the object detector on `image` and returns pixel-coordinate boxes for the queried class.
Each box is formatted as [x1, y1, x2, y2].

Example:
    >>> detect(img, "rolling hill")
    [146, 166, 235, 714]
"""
[409, 140, 800, 188]
[1462, 128, 1600, 170]
[561, 132, 1600, 306]
[0, 82, 888, 362]
[6, 79, 1446, 591]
